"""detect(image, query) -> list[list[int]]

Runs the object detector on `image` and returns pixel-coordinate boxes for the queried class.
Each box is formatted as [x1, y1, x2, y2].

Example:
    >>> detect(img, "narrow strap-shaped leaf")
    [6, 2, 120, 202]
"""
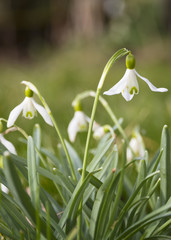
[38, 167, 74, 195]
[160, 125, 171, 204]
[87, 137, 114, 171]
[58, 171, 96, 230]
[33, 124, 41, 165]
[104, 141, 126, 238]
[136, 159, 147, 198]
[145, 236, 171, 240]
[0, 222, 18, 240]
[1, 193, 35, 235]
[3, 151, 57, 240]
[89, 170, 117, 239]
[3, 151, 36, 223]
[110, 171, 160, 238]
[115, 197, 171, 240]
[27, 136, 38, 205]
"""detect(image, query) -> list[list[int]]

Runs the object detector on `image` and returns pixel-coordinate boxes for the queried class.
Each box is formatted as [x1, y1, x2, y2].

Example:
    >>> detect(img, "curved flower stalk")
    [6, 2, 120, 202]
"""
[127, 127, 145, 161]
[7, 83, 53, 127]
[77, 48, 130, 239]
[104, 53, 168, 101]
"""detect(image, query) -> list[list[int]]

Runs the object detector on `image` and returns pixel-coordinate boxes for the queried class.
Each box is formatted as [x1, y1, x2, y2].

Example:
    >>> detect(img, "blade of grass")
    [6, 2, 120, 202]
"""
[160, 125, 171, 204]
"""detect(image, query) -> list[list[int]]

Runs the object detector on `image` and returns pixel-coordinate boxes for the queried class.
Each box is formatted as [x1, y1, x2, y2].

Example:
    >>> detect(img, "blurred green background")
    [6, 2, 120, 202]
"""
[0, 0, 170, 155]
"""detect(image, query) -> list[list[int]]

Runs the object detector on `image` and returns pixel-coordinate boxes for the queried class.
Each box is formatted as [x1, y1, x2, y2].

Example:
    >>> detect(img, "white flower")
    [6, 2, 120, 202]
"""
[0, 134, 17, 155]
[127, 129, 145, 161]
[93, 126, 105, 140]
[103, 68, 168, 101]
[68, 111, 89, 142]
[7, 97, 53, 127]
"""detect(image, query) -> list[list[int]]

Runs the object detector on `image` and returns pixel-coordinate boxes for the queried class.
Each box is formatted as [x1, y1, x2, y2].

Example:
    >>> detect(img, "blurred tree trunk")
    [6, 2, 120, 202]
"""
[70, 0, 104, 38]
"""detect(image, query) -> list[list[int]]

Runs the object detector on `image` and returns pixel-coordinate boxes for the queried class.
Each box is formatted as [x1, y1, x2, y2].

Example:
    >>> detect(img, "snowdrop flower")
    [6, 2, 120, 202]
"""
[68, 110, 88, 142]
[93, 126, 106, 140]
[0, 134, 17, 155]
[7, 84, 53, 127]
[127, 128, 145, 161]
[104, 53, 168, 101]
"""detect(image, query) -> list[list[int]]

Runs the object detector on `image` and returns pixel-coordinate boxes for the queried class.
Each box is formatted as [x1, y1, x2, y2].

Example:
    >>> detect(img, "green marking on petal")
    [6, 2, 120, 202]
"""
[130, 87, 138, 95]
[80, 124, 87, 130]
[26, 111, 33, 118]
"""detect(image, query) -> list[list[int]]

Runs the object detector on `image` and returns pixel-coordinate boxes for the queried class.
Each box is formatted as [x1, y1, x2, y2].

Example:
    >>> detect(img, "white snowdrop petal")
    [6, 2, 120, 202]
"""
[22, 97, 36, 119]
[67, 118, 79, 142]
[7, 100, 25, 127]
[122, 89, 134, 101]
[134, 70, 168, 92]
[103, 77, 126, 96]
[67, 111, 88, 142]
[0, 135, 17, 155]
[32, 100, 53, 126]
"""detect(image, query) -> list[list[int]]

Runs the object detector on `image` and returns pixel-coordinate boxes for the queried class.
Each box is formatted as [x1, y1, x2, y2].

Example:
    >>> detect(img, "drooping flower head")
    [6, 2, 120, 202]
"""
[104, 53, 168, 101]
[67, 101, 89, 142]
[0, 121, 17, 155]
[7, 82, 53, 127]
[127, 127, 145, 162]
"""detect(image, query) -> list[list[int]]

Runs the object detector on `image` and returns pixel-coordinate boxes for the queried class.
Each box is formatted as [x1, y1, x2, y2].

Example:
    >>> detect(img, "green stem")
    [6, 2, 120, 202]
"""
[77, 48, 130, 239]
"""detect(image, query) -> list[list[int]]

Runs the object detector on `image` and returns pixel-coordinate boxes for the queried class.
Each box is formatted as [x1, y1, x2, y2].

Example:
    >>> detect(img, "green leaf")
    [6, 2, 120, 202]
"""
[87, 137, 114, 172]
[3, 151, 57, 240]
[33, 124, 41, 165]
[3, 151, 36, 224]
[115, 198, 171, 240]
[38, 167, 74, 196]
[0, 222, 18, 240]
[1, 193, 35, 235]
[110, 171, 160, 238]
[160, 125, 171, 204]
[27, 136, 38, 205]
[58, 171, 96, 230]
[89, 170, 118, 239]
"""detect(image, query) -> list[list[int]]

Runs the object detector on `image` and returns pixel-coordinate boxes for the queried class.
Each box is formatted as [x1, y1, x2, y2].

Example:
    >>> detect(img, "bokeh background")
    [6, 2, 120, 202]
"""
[0, 0, 171, 155]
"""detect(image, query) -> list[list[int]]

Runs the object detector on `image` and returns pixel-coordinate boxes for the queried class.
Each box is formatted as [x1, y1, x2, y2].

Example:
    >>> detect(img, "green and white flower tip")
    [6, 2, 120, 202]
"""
[0, 121, 17, 155]
[103, 53, 168, 101]
[93, 124, 110, 140]
[7, 82, 53, 128]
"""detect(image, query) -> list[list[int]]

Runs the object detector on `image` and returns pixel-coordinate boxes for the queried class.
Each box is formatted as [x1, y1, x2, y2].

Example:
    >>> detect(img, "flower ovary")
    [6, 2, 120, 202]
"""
[25, 87, 33, 98]
[126, 53, 136, 69]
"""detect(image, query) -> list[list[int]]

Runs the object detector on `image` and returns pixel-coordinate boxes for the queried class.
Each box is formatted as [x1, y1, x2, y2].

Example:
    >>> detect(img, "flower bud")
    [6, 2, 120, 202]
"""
[126, 53, 135, 69]
[25, 86, 33, 97]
